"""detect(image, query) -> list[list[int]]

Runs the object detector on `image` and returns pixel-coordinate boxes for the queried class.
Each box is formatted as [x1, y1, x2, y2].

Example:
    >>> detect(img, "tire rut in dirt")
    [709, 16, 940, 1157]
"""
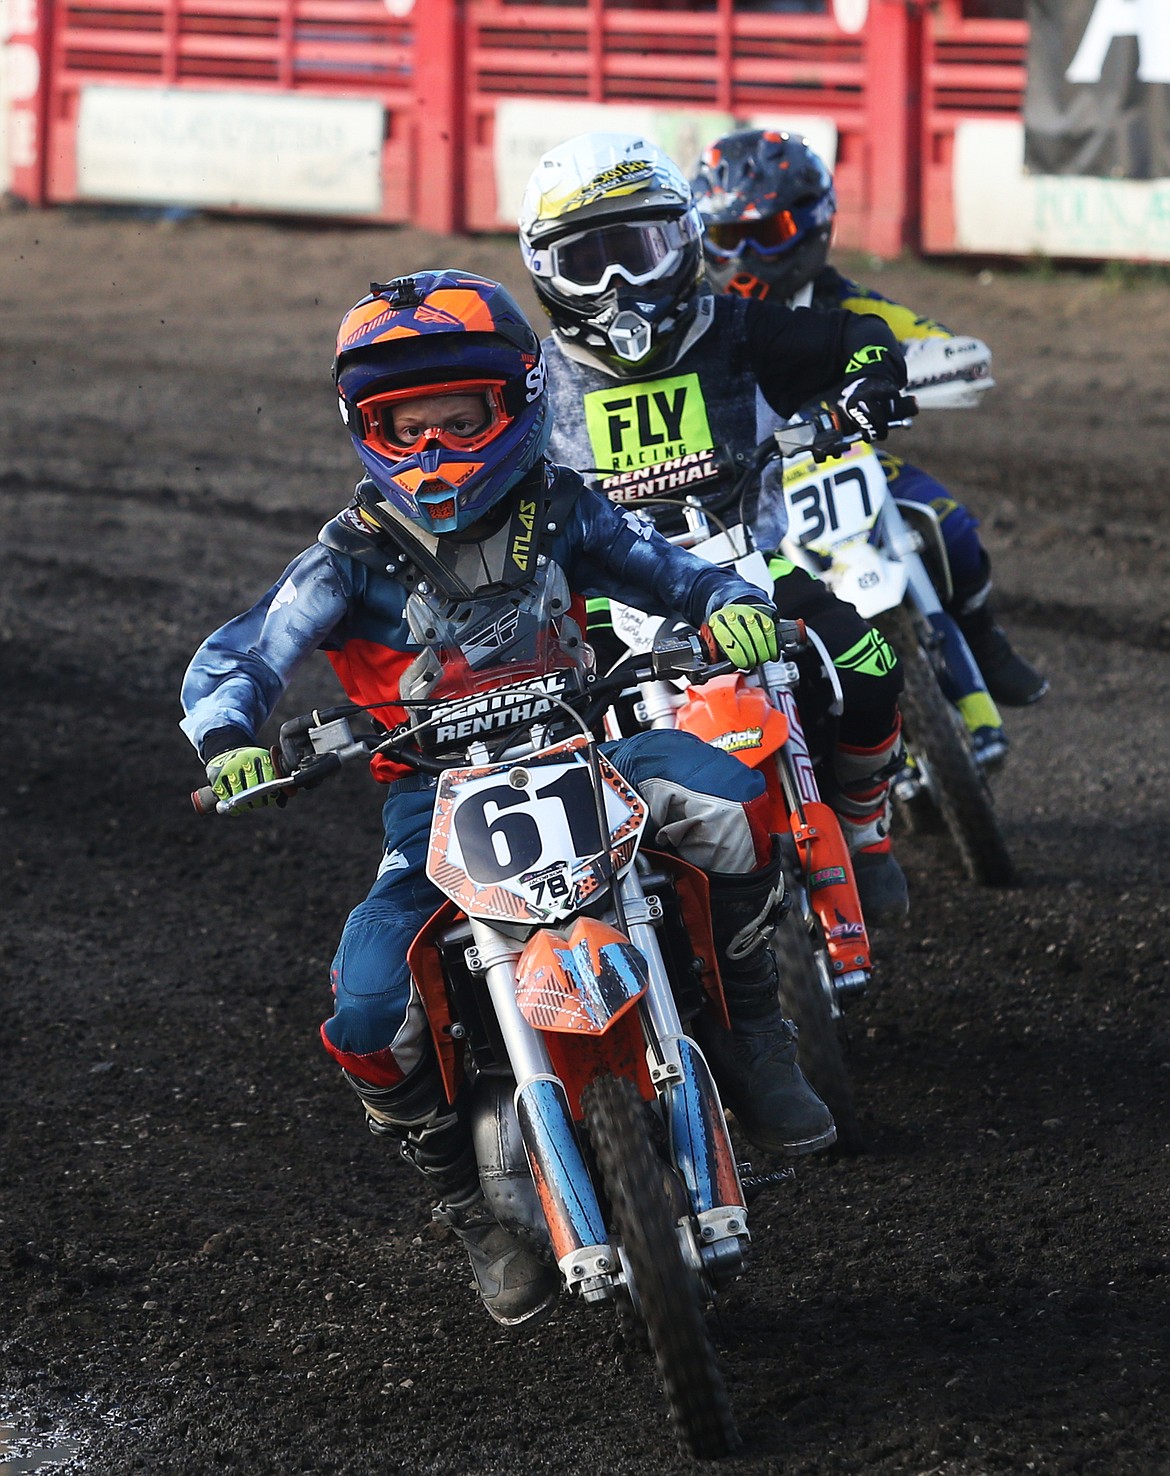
[772, 904, 864, 1154]
[877, 605, 1016, 887]
[581, 1072, 739, 1459]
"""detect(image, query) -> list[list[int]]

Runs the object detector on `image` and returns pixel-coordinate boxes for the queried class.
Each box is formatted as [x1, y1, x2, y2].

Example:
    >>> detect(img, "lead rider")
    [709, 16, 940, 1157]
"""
[181, 270, 836, 1331]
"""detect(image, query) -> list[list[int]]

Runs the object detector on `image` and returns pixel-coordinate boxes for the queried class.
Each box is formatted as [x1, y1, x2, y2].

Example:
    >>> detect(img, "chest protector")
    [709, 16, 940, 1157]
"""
[545, 296, 761, 536]
[318, 465, 590, 755]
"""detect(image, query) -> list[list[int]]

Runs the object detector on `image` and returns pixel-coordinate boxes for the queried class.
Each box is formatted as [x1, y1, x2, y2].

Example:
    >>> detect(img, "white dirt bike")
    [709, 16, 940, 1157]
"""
[773, 410, 1015, 886]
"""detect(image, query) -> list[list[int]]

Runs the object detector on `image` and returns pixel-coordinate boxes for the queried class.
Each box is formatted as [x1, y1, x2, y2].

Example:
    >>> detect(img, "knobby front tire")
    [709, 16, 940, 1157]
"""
[878, 605, 1016, 887]
[582, 1072, 740, 1459]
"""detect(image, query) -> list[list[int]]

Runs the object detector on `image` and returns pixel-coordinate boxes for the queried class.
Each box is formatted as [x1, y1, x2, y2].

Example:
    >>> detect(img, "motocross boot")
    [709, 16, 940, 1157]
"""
[692, 847, 837, 1157]
[952, 561, 1048, 709]
[833, 728, 910, 927]
[344, 1062, 559, 1329]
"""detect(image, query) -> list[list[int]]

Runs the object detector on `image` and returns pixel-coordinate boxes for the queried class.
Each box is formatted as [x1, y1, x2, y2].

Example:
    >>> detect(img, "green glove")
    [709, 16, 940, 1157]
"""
[206, 746, 278, 812]
[707, 604, 779, 670]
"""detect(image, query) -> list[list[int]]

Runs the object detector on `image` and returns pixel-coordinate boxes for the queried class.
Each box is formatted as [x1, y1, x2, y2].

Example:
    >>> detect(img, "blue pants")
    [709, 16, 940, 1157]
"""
[877, 452, 986, 602]
[321, 729, 769, 1088]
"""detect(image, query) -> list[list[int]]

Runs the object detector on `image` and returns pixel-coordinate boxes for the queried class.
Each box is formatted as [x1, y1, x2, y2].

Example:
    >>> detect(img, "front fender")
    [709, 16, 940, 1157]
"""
[515, 918, 653, 1115]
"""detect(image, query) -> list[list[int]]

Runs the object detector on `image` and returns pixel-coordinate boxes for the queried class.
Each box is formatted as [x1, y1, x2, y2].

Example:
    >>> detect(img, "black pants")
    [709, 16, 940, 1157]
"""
[588, 567, 901, 754]
[769, 561, 902, 750]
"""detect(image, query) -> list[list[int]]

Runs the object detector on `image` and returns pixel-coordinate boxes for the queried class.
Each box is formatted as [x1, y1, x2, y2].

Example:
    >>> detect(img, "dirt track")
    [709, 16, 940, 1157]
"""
[2, 208, 1169, 1474]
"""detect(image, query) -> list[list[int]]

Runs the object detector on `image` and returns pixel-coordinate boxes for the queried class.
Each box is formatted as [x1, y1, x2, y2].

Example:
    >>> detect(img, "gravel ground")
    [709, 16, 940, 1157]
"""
[2, 208, 1168, 1474]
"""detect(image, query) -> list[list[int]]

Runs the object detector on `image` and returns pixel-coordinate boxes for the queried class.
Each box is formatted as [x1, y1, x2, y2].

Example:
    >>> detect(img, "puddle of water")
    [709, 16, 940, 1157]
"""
[0, 1424, 83, 1474]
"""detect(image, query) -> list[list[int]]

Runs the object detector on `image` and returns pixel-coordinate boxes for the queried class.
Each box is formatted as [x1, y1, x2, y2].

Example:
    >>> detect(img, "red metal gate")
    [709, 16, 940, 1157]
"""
[920, 0, 1028, 253]
[460, 0, 917, 254]
[8, 0, 1032, 255]
[16, 0, 419, 219]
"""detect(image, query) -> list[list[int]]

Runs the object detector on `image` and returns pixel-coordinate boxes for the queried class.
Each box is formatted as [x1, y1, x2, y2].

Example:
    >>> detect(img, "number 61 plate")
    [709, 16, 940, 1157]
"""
[426, 735, 647, 924]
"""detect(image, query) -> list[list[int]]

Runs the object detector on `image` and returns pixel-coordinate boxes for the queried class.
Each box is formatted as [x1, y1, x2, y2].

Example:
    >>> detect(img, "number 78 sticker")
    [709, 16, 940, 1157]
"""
[426, 737, 648, 923]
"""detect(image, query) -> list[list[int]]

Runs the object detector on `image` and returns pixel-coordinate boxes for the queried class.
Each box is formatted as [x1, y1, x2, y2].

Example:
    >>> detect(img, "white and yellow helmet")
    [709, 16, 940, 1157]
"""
[518, 132, 709, 377]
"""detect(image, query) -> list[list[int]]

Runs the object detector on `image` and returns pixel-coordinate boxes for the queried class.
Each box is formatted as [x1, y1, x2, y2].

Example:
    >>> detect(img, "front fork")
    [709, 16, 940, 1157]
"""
[764, 667, 873, 1004]
[466, 866, 749, 1303]
[903, 551, 1006, 746]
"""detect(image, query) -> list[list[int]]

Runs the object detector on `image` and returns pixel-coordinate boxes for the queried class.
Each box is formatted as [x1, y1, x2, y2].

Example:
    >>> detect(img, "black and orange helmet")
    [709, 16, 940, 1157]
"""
[690, 130, 836, 301]
[334, 271, 551, 535]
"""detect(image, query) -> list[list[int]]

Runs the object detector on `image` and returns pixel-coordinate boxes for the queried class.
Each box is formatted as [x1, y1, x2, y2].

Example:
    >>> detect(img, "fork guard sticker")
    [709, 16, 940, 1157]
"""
[808, 865, 848, 891]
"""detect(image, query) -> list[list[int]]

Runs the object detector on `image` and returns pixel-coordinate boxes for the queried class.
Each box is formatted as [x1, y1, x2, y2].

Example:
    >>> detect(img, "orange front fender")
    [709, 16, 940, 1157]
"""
[515, 918, 654, 1115]
[674, 673, 789, 770]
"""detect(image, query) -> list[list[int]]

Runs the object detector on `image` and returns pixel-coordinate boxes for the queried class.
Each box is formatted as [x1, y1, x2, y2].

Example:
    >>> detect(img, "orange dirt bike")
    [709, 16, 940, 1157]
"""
[603, 527, 870, 1154]
[194, 602, 793, 1458]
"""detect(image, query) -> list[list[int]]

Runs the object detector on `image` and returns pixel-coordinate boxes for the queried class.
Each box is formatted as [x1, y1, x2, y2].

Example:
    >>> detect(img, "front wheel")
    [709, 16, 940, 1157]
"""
[582, 1073, 740, 1459]
[877, 605, 1016, 887]
[773, 901, 864, 1155]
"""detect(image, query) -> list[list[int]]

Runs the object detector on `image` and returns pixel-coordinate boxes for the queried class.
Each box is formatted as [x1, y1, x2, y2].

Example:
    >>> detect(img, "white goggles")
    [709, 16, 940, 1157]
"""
[525, 213, 700, 297]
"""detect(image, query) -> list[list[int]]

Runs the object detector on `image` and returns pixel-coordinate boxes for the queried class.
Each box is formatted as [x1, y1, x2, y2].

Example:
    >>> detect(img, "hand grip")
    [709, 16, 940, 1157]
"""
[191, 785, 219, 815]
[776, 617, 808, 653]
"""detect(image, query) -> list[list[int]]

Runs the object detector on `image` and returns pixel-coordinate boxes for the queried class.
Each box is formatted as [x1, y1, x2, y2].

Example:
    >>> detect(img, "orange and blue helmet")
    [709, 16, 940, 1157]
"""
[333, 271, 551, 536]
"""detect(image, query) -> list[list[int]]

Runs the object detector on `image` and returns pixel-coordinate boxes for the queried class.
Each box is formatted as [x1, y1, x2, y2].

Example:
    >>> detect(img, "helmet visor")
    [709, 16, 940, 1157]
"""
[356, 380, 512, 458]
[540, 213, 700, 296]
[704, 210, 801, 261]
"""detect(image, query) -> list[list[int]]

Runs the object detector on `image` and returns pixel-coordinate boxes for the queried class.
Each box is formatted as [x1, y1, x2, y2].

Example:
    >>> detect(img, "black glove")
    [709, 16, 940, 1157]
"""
[836, 377, 916, 442]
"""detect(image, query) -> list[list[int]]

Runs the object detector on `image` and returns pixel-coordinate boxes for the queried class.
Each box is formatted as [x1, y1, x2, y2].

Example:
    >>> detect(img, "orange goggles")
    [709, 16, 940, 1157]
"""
[354, 379, 512, 458]
[704, 210, 801, 261]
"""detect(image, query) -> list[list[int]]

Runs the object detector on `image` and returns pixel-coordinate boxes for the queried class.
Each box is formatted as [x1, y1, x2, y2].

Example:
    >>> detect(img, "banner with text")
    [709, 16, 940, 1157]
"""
[1025, 0, 1170, 178]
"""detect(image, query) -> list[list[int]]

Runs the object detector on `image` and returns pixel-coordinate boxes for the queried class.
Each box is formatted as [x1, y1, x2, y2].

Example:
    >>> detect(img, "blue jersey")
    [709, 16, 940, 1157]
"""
[181, 462, 771, 778]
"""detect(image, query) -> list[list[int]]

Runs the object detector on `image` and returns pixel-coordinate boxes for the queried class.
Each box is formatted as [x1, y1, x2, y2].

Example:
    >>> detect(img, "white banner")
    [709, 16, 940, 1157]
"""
[955, 117, 1170, 259]
[493, 100, 736, 226]
[492, 101, 838, 228]
[77, 86, 384, 215]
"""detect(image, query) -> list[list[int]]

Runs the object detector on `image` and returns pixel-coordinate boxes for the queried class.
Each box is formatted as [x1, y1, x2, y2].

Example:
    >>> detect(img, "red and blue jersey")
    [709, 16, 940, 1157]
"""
[181, 462, 772, 779]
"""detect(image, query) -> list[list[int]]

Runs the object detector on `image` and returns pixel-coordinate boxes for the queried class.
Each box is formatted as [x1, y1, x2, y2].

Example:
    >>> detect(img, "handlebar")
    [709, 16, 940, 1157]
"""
[778, 398, 916, 458]
[192, 634, 764, 817]
[725, 399, 917, 515]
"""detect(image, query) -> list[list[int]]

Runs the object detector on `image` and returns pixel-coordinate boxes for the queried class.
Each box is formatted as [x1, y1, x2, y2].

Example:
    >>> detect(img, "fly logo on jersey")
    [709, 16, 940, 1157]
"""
[621, 509, 655, 541]
[272, 578, 298, 608]
[583, 373, 713, 471]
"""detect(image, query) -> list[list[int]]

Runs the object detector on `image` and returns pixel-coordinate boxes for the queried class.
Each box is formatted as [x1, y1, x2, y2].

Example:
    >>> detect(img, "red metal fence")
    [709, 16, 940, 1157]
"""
[7, 0, 1029, 254]
[14, 0, 418, 218]
[462, 2, 886, 244]
[921, 0, 1028, 253]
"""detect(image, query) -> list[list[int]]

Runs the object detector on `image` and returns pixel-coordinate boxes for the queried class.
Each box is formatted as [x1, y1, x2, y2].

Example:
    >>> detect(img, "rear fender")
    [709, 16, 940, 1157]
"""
[515, 918, 653, 1115]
